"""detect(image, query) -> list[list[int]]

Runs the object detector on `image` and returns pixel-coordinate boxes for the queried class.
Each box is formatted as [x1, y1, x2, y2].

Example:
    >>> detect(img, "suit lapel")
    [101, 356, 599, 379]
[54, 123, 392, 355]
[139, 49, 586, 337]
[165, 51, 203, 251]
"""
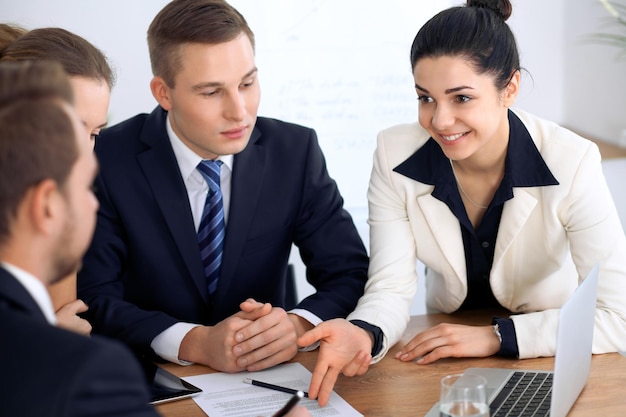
[0, 268, 49, 323]
[216, 127, 266, 301]
[419, 189, 538, 277]
[136, 108, 208, 302]
[493, 188, 538, 272]
[417, 194, 467, 282]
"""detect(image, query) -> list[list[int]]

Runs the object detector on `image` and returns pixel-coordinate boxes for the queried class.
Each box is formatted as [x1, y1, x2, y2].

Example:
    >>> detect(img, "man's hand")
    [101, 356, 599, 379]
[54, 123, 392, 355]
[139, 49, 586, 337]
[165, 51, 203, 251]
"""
[55, 299, 92, 336]
[178, 299, 272, 372]
[297, 319, 373, 406]
[231, 299, 299, 371]
[394, 323, 500, 364]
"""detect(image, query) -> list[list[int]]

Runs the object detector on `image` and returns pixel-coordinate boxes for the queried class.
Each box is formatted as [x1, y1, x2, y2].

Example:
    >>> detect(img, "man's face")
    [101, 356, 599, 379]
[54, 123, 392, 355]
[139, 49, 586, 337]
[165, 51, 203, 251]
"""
[51, 106, 99, 282]
[157, 34, 261, 159]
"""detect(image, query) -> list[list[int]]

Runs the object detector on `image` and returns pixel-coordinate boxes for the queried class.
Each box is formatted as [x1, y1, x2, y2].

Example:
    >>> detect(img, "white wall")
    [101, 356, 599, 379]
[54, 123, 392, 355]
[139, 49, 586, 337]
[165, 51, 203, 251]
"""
[563, 0, 626, 143]
[509, 0, 566, 123]
[3, 0, 623, 313]
[1, 0, 570, 209]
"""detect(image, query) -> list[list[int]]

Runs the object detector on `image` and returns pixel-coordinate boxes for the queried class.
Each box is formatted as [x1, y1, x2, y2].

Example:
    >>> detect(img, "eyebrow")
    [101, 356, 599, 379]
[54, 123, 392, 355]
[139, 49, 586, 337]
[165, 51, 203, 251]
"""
[192, 67, 258, 91]
[414, 83, 474, 94]
[82, 120, 108, 130]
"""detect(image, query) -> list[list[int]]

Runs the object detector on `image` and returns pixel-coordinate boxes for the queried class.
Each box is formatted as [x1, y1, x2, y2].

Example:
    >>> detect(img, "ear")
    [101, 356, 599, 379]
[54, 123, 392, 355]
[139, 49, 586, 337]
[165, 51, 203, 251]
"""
[150, 76, 173, 111]
[29, 179, 63, 236]
[502, 70, 520, 107]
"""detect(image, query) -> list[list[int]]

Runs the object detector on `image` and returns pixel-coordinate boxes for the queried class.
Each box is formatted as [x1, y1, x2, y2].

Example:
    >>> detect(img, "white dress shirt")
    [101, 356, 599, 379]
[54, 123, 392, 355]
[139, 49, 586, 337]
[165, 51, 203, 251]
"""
[1, 261, 57, 325]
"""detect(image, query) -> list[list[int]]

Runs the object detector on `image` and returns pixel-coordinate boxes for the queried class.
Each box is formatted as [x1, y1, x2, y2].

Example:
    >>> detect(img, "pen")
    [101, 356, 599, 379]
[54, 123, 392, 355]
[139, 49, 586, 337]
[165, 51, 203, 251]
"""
[243, 378, 309, 398]
[271, 390, 304, 417]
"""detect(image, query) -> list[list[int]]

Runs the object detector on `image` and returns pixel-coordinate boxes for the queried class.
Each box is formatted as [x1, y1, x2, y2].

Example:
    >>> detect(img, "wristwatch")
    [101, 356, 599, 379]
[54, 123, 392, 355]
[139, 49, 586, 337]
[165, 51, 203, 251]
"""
[493, 323, 503, 344]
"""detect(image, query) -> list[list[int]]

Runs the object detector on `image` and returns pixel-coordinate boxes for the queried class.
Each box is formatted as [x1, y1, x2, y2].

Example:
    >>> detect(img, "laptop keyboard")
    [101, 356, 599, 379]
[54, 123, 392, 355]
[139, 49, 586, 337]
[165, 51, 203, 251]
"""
[489, 371, 552, 417]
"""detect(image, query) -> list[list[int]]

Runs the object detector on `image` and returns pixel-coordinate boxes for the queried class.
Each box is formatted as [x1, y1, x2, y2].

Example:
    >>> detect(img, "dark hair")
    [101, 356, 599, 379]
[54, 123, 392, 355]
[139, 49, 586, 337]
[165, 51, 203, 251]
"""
[0, 27, 115, 89]
[0, 60, 79, 243]
[148, 0, 255, 87]
[410, 0, 519, 91]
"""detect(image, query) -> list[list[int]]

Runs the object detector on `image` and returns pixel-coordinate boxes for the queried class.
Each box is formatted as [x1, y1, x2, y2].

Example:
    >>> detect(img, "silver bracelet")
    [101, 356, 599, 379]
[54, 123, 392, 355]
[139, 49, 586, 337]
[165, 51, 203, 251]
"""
[493, 324, 503, 344]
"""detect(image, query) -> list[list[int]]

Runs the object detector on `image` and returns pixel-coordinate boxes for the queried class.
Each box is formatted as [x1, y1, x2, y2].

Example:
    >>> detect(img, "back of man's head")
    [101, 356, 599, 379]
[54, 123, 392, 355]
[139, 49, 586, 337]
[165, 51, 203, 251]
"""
[0, 60, 78, 245]
[148, 0, 255, 87]
[0, 59, 74, 106]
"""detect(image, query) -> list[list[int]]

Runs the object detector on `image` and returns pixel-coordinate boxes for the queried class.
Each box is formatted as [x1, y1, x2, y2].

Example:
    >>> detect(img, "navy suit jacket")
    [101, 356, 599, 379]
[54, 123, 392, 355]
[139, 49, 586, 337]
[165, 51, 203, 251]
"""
[78, 106, 368, 355]
[0, 268, 159, 417]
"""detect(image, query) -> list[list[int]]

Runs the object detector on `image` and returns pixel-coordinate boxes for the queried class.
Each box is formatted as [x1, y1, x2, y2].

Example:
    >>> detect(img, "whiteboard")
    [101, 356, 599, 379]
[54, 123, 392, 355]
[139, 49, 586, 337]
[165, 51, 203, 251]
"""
[235, 0, 457, 208]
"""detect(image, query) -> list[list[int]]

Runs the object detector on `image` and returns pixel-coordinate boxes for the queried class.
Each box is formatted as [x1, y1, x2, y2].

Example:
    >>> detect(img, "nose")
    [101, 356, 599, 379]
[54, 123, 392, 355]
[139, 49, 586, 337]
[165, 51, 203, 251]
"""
[224, 90, 246, 121]
[431, 103, 454, 131]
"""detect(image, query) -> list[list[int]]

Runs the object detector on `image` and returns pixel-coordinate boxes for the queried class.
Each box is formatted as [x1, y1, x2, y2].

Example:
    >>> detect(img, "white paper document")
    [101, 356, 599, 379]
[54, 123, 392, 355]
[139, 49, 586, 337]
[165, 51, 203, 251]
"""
[183, 362, 363, 417]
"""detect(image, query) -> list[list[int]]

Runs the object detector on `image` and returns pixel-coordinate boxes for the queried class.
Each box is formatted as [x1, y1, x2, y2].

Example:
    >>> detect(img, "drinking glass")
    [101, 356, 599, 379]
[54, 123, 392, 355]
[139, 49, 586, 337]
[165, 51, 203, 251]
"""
[439, 373, 489, 417]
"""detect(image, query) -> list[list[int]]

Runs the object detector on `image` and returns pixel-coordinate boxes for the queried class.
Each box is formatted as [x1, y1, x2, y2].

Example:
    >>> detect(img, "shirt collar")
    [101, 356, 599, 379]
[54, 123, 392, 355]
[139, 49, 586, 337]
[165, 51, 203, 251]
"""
[166, 115, 234, 180]
[394, 110, 559, 188]
[0, 262, 57, 325]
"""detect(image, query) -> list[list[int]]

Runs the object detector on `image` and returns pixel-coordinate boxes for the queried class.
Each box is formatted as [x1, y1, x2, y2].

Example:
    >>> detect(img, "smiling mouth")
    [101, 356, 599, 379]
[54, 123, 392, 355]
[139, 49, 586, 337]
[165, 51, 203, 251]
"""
[441, 132, 469, 142]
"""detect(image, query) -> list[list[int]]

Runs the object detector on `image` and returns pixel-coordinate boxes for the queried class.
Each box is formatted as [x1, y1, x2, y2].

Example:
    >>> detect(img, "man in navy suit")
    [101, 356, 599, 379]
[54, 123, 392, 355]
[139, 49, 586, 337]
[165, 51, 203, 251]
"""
[0, 60, 159, 416]
[78, 0, 369, 374]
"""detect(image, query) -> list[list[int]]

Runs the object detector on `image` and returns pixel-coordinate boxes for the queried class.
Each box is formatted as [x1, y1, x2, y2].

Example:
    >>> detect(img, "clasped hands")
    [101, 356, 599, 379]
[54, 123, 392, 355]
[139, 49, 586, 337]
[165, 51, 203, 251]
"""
[179, 298, 307, 373]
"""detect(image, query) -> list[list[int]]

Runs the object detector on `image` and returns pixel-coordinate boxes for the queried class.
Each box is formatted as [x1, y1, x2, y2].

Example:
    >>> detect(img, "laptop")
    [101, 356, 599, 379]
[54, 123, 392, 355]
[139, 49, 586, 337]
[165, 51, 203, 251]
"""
[425, 263, 599, 417]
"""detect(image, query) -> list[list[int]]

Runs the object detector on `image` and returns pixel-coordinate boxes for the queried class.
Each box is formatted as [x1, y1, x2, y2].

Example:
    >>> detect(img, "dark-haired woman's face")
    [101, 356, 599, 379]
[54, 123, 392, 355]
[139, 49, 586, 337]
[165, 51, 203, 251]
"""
[413, 55, 518, 163]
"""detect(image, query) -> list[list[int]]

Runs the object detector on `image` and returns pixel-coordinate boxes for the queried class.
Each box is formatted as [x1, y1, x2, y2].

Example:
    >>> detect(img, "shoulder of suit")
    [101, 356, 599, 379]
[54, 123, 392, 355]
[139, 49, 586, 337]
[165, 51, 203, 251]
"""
[511, 108, 599, 165]
[101, 112, 152, 138]
[377, 121, 429, 145]
[254, 116, 313, 134]
[375, 121, 430, 163]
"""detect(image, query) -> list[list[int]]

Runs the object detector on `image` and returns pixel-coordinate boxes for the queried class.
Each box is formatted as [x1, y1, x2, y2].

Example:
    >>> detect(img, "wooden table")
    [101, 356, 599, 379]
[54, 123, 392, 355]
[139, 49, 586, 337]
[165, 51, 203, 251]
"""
[156, 310, 626, 416]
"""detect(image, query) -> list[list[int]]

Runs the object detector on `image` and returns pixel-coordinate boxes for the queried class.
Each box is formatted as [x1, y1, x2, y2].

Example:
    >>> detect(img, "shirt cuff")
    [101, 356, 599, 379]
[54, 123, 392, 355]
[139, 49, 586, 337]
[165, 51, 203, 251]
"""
[150, 322, 201, 365]
[289, 308, 322, 352]
[492, 317, 519, 358]
[350, 320, 384, 357]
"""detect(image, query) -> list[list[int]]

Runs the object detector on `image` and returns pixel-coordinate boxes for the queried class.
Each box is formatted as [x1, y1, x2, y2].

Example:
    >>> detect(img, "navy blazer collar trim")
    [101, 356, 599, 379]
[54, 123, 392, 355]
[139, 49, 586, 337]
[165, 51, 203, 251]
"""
[0, 267, 48, 323]
[393, 110, 559, 188]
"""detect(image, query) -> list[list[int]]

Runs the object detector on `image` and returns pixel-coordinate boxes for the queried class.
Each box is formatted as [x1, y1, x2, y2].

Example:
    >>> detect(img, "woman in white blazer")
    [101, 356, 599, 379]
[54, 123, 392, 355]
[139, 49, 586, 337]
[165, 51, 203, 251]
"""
[298, 0, 626, 406]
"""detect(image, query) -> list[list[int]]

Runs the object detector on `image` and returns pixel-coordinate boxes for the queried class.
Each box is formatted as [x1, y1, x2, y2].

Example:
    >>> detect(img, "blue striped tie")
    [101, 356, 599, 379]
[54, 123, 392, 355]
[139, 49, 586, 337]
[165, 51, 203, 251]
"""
[197, 160, 225, 296]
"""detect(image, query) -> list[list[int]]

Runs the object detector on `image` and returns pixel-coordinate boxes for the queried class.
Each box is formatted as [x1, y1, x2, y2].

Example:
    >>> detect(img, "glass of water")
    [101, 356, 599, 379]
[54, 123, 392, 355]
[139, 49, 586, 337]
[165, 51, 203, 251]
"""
[439, 373, 489, 417]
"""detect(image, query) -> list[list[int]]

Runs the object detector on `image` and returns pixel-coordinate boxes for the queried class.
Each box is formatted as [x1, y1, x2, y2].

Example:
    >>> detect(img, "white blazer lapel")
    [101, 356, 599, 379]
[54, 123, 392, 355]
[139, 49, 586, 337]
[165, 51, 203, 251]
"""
[417, 193, 467, 284]
[493, 188, 538, 272]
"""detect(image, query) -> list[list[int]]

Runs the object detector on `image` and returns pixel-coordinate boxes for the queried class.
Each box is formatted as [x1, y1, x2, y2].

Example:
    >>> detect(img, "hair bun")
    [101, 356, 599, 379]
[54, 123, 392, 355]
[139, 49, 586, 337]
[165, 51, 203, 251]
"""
[467, 0, 512, 21]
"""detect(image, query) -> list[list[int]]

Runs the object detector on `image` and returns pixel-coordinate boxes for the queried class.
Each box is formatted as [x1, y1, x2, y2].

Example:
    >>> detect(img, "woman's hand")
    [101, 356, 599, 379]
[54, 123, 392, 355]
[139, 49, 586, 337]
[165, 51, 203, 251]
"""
[55, 299, 92, 336]
[395, 323, 500, 364]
